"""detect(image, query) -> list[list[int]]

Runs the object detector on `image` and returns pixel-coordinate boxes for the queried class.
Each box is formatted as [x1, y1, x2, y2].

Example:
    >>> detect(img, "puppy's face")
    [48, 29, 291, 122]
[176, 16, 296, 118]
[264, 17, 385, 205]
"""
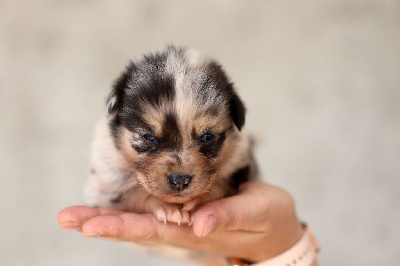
[107, 47, 245, 204]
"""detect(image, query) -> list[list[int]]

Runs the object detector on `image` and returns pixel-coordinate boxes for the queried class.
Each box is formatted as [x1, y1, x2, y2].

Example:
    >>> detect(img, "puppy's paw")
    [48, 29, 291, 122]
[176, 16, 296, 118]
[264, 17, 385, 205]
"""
[182, 199, 200, 212]
[152, 203, 191, 226]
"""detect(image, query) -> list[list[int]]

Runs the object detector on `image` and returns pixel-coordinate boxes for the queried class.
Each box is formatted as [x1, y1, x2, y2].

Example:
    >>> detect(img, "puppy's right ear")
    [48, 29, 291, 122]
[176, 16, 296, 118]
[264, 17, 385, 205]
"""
[106, 89, 119, 116]
[106, 67, 130, 116]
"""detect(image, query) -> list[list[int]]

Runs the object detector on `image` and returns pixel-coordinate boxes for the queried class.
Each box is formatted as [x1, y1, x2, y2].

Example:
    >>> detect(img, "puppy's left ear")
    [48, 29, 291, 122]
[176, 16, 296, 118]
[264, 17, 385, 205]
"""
[229, 84, 246, 131]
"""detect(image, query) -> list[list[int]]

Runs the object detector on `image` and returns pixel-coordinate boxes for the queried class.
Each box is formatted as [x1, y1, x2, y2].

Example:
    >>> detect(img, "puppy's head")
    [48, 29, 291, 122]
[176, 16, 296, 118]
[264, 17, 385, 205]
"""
[107, 46, 245, 204]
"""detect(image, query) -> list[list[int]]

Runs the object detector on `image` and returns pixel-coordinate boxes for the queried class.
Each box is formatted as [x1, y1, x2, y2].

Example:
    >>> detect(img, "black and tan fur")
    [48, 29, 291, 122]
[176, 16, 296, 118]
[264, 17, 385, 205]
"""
[85, 46, 256, 225]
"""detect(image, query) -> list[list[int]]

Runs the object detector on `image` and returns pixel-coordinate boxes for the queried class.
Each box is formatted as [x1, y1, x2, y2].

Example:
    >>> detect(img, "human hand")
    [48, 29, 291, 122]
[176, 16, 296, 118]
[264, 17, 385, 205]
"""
[58, 181, 303, 263]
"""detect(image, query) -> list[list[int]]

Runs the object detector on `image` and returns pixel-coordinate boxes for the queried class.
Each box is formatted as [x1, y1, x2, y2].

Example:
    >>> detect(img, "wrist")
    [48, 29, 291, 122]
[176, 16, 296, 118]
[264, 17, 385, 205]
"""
[226, 223, 319, 266]
[251, 219, 304, 262]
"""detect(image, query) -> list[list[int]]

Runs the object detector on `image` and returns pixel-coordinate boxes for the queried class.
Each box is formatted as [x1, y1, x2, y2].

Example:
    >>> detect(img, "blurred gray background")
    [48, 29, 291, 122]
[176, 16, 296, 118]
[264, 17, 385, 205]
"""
[1, 0, 399, 265]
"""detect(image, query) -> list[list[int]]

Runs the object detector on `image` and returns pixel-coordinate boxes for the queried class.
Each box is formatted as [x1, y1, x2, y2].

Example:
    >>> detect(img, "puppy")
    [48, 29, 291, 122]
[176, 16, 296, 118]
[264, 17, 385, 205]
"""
[84, 46, 256, 225]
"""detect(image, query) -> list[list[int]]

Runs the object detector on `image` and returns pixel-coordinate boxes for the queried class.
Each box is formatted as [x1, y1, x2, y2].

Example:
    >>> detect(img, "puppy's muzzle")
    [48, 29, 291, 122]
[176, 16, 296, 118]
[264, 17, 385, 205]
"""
[167, 174, 192, 192]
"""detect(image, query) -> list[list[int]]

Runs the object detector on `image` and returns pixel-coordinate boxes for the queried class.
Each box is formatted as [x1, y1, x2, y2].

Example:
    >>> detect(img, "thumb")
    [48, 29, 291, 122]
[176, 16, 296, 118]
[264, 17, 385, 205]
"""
[192, 181, 270, 238]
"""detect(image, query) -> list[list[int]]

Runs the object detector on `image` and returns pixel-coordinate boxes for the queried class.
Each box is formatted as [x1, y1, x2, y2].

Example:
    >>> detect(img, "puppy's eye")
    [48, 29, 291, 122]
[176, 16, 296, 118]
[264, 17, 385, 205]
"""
[142, 133, 157, 142]
[199, 133, 214, 143]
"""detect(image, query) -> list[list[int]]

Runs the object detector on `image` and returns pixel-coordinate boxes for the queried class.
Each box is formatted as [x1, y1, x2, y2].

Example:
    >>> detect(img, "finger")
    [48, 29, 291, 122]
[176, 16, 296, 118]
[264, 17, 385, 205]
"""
[57, 205, 123, 230]
[81, 212, 192, 243]
[192, 181, 274, 237]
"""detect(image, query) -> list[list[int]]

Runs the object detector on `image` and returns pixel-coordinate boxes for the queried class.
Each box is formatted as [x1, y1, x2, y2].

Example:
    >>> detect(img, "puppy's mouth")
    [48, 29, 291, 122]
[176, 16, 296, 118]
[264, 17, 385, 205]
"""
[137, 173, 214, 204]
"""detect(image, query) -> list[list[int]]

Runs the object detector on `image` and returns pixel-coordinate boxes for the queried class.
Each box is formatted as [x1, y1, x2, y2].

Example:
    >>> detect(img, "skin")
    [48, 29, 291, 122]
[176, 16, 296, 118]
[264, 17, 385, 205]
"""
[58, 181, 315, 264]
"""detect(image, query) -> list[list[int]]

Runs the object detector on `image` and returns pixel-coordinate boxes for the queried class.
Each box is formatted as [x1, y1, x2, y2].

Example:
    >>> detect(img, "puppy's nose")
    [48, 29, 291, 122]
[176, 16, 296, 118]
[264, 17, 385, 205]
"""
[167, 174, 192, 192]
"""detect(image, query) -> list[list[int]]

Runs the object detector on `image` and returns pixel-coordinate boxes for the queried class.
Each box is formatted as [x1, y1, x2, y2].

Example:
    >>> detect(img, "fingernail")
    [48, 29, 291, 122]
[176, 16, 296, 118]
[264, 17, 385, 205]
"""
[83, 232, 101, 237]
[203, 215, 217, 237]
[60, 222, 80, 230]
